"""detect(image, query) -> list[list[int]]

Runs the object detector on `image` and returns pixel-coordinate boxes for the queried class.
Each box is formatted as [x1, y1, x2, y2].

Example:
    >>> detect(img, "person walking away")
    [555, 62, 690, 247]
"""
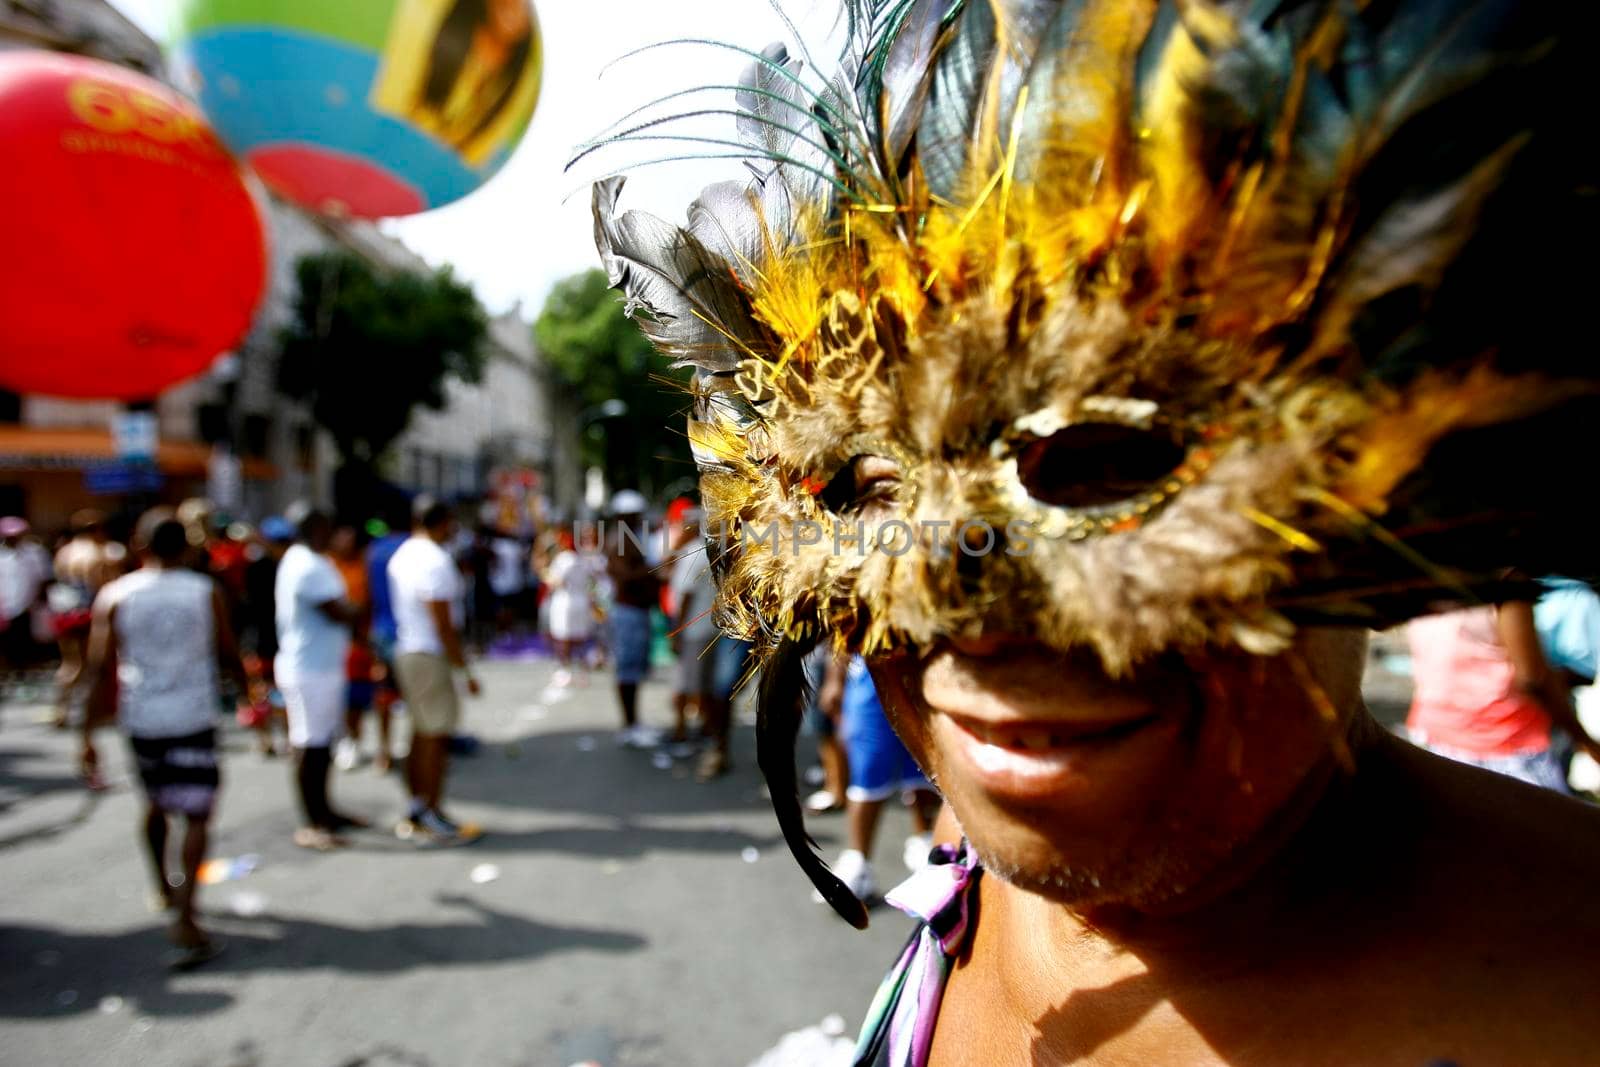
[388, 503, 481, 845]
[1407, 603, 1600, 792]
[275, 509, 364, 849]
[605, 491, 659, 747]
[817, 653, 939, 902]
[80, 509, 247, 969]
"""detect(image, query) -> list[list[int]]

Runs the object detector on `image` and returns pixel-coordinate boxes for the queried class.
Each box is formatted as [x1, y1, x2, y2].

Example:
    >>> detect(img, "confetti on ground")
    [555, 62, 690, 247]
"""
[744, 1020, 854, 1067]
[576, 736, 597, 752]
[98, 996, 124, 1015]
[469, 863, 501, 884]
[741, 847, 760, 864]
[230, 891, 268, 917]
[198, 854, 261, 885]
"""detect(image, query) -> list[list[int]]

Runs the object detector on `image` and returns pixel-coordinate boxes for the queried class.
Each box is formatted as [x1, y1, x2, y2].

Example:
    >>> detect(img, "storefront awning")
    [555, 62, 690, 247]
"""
[0, 427, 277, 479]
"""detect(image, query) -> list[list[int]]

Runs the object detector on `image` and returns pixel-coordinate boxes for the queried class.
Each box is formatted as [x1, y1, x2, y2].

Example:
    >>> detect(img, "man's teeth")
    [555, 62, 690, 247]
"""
[971, 724, 1061, 752]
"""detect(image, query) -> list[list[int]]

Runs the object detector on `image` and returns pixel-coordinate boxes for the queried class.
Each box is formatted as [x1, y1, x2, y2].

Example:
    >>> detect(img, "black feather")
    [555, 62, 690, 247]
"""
[757, 636, 869, 929]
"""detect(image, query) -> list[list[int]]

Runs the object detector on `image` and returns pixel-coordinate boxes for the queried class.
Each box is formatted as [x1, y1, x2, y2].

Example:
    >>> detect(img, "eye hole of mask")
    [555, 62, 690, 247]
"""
[818, 455, 900, 515]
[1016, 423, 1186, 509]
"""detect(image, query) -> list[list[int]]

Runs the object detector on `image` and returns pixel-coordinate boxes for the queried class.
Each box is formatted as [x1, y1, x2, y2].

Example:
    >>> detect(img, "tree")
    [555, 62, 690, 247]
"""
[278, 251, 488, 516]
[534, 269, 694, 500]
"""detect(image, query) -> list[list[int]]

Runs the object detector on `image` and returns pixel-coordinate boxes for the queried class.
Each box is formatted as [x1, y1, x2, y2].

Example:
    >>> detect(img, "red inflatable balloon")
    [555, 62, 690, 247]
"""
[0, 52, 267, 400]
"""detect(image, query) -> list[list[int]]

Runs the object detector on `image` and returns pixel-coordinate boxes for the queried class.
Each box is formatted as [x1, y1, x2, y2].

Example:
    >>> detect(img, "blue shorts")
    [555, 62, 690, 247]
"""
[841, 659, 929, 802]
[713, 637, 754, 700]
[610, 604, 652, 685]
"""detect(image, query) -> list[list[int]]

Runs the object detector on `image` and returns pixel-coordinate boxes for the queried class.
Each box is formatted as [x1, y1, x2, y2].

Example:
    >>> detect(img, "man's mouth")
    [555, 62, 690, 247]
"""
[947, 713, 1161, 753]
[918, 638, 1180, 802]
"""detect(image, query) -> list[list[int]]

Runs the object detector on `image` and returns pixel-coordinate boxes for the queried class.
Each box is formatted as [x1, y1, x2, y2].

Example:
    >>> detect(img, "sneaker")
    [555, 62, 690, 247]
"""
[411, 808, 466, 846]
[293, 827, 346, 851]
[902, 832, 934, 874]
[694, 748, 730, 782]
[334, 738, 360, 771]
[616, 725, 661, 749]
[804, 789, 842, 814]
[812, 849, 875, 903]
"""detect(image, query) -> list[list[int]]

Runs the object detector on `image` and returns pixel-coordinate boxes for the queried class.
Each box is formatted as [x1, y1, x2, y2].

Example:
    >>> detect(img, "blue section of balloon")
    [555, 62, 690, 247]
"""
[182, 28, 480, 210]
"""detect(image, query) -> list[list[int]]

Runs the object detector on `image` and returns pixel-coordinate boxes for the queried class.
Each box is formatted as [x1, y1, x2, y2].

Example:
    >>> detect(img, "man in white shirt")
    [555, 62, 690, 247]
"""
[275, 509, 363, 850]
[388, 502, 480, 845]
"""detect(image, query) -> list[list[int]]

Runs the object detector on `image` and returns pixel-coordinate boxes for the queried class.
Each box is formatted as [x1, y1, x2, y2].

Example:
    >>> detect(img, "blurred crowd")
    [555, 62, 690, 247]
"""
[6, 493, 1599, 968]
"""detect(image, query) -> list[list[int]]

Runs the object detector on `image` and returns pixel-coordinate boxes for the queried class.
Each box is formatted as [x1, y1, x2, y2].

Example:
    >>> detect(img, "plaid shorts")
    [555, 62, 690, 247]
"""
[130, 728, 220, 817]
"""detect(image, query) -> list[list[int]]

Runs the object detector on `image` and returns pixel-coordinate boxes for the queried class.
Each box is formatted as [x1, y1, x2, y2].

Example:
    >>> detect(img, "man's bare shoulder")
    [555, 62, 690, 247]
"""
[1366, 742, 1600, 1062]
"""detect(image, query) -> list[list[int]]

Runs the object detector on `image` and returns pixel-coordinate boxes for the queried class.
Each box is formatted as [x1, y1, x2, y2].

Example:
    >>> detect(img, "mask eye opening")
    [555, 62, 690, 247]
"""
[1016, 423, 1188, 510]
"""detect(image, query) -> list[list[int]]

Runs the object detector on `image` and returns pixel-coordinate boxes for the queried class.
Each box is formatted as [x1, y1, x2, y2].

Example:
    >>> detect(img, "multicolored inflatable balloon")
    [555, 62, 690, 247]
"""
[173, 0, 543, 218]
[0, 52, 267, 400]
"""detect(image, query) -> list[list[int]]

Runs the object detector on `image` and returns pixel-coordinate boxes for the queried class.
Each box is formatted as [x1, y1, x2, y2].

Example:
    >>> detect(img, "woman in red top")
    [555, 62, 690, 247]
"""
[1407, 603, 1600, 792]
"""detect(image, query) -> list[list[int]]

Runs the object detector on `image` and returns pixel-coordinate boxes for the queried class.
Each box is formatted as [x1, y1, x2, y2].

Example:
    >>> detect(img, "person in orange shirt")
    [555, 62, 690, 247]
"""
[328, 525, 390, 772]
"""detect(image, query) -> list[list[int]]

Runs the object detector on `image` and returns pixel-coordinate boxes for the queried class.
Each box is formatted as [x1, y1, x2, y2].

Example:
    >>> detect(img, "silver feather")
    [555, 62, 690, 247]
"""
[592, 177, 763, 376]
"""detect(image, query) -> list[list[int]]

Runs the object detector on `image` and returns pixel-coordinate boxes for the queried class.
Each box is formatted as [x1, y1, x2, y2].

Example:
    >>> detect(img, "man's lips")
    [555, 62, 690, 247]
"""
[919, 639, 1161, 730]
[943, 711, 1161, 752]
[916, 638, 1178, 802]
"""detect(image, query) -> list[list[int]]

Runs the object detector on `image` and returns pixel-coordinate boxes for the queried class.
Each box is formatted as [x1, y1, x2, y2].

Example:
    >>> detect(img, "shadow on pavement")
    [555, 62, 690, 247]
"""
[0, 744, 86, 809]
[433, 725, 842, 859]
[0, 894, 645, 1020]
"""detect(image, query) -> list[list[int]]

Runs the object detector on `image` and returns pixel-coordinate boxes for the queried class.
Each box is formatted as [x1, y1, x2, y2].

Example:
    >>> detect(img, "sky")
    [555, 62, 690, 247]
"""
[107, 0, 824, 317]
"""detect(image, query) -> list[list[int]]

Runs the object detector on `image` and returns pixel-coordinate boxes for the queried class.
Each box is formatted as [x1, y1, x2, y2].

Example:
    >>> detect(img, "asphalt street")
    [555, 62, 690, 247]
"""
[0, 658, 925, 1067]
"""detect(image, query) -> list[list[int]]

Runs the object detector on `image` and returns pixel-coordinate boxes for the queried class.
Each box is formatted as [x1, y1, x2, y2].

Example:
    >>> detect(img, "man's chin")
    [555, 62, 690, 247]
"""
[956, 799, 1249, 913]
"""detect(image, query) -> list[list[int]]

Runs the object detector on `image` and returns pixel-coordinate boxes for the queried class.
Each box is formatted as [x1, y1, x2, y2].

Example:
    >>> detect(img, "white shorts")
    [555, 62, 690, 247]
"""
[277, 669, 346, 749]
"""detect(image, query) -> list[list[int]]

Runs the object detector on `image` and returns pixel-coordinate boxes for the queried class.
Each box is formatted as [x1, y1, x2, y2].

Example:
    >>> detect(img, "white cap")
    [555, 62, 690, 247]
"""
[609, 489, 648, 516]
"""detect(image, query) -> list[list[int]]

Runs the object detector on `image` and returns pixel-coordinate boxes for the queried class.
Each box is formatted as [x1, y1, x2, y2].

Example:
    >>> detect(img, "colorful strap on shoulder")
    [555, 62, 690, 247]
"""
[852, 843, 983, 1067]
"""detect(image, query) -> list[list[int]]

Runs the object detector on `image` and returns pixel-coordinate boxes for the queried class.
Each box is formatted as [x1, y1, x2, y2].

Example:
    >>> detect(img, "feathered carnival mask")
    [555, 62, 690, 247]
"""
[587, 0, 1592, 924]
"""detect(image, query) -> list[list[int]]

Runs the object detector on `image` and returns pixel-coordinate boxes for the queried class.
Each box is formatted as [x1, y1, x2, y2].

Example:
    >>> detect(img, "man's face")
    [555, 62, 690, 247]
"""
[870, 629, 1365, 910]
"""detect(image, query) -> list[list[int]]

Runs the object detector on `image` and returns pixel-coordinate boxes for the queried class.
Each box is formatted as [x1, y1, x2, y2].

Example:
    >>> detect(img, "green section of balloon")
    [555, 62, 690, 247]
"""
[173, 0, 541, 218]
[173, 0, 398, 51]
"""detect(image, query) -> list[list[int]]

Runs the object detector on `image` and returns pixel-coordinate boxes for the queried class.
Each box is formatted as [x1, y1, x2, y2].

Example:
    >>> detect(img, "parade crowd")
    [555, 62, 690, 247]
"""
[5, 492, 1600, 971]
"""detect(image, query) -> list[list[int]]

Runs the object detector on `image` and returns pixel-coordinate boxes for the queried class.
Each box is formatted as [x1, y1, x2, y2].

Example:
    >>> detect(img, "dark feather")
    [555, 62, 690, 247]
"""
[758, 637, 869, 929]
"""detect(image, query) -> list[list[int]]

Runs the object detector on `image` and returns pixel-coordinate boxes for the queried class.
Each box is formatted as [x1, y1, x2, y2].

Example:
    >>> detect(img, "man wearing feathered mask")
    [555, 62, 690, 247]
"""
[585, 1, 1599, 1062]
